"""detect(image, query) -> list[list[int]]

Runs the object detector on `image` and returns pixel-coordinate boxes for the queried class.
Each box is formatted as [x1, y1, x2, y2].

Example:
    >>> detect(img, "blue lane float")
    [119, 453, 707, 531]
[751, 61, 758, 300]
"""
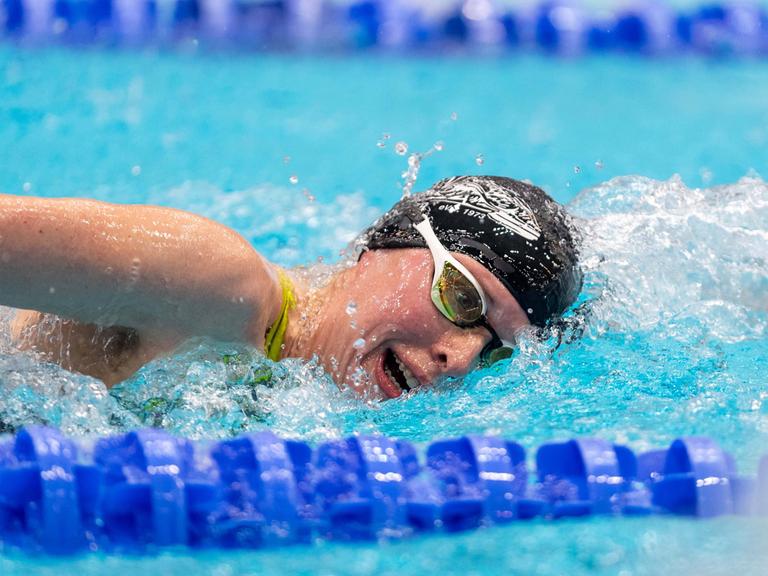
[1, 426, 768, 554]
[1, 0, 766, 57]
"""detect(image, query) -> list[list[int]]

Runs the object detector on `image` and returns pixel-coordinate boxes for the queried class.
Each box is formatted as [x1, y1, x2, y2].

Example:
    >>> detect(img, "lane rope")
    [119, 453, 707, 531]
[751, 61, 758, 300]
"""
[0, 425, 766, 554]
[1, 1, 766, 57]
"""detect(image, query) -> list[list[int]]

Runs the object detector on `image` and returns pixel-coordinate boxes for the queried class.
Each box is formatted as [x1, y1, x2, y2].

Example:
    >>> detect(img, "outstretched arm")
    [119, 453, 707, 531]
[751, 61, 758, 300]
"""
[0, 194, 281, 346]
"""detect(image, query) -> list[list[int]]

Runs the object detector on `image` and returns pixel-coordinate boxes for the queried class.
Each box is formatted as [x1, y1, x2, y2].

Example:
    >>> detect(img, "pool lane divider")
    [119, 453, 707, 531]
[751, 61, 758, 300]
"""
[1, 0, 767, 57]
[0, 426, 766, 554]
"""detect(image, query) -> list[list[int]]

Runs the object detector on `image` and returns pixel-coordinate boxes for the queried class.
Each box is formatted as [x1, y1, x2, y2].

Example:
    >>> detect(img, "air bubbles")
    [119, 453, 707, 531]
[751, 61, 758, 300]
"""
[131, 165, 141, 176]
[433, 141, 444, 152]
[289, 175, 299, 185]
[353, 338, 366, 350]
[527, 308, 533, 315]
[346, 301, 358, 316]
[302, 188, 315, 202]
[283, 155, 291, 165]
[48, 286, 56, 294]
[594, 160, 604, 170]
[475, 153, 485, 166]
[573, 165, 581, 174]
[394, 141, 408, 156]
[22, 182, 32, 193]
[450, 111, 459, 121]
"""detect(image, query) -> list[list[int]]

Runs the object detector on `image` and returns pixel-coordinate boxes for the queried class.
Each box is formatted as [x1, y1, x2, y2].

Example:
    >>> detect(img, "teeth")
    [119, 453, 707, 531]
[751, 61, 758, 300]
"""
[394, 353, 420, 390]
[384, 365, 398, 388]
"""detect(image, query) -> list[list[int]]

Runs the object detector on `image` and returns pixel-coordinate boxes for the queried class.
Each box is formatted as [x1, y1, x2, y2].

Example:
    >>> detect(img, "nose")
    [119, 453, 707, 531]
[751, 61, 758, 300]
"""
[432, 327, 488, 378]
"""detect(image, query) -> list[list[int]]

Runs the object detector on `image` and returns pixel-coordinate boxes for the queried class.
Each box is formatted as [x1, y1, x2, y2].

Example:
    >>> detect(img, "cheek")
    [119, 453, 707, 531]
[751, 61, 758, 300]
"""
[372, 292, 445, 343]
[371, 272, 434, 321]
[351, 253, 440, 340]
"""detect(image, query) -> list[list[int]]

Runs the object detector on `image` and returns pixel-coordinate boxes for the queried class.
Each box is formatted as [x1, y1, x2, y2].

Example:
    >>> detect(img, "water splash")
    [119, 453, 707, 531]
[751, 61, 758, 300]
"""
[400, 141, 444, 198]
[0, 176, 766, 465]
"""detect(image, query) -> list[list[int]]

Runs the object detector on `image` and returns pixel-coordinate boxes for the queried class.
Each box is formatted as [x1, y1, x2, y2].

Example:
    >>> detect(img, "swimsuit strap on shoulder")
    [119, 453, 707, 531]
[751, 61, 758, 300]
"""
[264, 270, 296, 362]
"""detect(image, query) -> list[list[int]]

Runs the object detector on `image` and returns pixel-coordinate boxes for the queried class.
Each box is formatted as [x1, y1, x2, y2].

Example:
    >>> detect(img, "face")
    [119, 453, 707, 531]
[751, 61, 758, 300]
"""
[305, 248, 530, 401]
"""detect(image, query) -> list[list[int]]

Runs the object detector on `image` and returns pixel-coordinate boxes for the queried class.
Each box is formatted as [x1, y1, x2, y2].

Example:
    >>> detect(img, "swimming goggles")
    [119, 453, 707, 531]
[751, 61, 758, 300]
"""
[410, 213, 516, 366]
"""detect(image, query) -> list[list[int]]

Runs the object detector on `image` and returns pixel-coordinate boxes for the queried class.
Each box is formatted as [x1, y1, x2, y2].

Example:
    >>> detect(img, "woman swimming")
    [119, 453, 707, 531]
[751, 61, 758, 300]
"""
[0, 176, 581, 400]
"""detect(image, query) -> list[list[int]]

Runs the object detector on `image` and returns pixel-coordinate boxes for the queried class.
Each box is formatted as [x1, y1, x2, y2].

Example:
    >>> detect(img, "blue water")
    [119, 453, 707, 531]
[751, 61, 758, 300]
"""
[1, 46, 768, 573]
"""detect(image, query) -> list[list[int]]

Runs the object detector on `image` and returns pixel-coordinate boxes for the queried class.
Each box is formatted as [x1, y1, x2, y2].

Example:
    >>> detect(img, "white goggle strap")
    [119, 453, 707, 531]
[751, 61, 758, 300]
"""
[413, 219, 488, 316]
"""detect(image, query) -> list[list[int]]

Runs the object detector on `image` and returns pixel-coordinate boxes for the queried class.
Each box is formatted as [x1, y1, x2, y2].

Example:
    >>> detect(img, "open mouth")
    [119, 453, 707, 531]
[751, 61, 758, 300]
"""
[383, 348, 420, 394]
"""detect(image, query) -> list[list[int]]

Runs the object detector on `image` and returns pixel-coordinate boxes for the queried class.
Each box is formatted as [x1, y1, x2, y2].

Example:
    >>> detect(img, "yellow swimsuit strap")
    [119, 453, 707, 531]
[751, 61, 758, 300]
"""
[264, 269, 296, 362]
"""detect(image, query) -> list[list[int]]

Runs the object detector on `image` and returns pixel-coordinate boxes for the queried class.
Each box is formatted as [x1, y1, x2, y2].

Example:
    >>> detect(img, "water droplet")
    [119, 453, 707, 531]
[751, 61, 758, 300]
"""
[283, 155, 291, 164]
[475, 153, 484, 166]
[450, 112, 458, 121]
[48, 286, 56, 294]
[353, 338, 366, 349]
[527, 308, 533, 315]
[346, 301, 357, 315]
[22, 182, 31, 193]
[394, 141, 408, 156]
[131, 165, 141, 176]
[594, 160, 604, 170]
[289, 175, 299, 185]
[573, 165, 581, 174]
[433, 141, 444, 152]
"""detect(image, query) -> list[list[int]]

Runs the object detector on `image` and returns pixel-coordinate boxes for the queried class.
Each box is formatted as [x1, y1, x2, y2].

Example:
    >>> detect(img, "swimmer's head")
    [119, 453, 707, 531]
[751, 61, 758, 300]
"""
[360, 175, 582, 327]
[292, 176, 581, 400]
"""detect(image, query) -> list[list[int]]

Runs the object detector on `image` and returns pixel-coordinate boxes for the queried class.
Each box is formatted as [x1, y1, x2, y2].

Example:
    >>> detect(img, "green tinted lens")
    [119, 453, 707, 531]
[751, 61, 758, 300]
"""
[436, 262, 484, 326]
[481, 345, 514, 366]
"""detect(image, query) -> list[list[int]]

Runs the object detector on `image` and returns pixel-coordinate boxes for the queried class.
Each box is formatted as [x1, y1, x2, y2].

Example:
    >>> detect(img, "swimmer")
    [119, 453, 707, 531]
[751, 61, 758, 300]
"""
[0, 176, 581, 399]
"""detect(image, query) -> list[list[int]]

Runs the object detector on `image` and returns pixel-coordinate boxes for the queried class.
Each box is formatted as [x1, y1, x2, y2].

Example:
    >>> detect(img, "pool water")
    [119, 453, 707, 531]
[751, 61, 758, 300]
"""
[1, 46, 768, 574]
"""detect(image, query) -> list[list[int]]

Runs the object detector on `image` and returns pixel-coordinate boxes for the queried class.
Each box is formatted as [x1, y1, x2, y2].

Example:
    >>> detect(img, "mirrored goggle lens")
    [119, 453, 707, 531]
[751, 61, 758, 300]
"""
[436, 262, 484, 326]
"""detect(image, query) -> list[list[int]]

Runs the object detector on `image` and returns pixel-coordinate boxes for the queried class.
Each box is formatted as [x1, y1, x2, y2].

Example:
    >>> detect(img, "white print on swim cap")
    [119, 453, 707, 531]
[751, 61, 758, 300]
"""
[426, 177, 542, 241]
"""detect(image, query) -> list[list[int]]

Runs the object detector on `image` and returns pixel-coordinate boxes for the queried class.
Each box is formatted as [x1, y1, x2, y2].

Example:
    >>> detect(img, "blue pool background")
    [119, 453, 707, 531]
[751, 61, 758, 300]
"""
[1, 45, 768, 573]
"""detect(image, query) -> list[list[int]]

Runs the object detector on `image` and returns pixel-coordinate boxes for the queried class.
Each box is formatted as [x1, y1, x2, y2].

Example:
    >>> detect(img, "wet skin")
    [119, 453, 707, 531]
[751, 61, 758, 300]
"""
[1, 194, 529, 397]
[283, 248, 530, 400]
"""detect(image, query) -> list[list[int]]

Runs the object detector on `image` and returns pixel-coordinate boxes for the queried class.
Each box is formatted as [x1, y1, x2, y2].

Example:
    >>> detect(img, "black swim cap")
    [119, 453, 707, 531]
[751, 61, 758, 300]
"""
[361, 176, 582, 327]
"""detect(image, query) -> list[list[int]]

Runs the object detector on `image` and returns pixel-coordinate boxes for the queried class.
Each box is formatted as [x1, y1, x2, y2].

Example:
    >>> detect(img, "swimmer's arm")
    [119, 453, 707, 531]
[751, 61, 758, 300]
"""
[0, 194, 281, 345]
